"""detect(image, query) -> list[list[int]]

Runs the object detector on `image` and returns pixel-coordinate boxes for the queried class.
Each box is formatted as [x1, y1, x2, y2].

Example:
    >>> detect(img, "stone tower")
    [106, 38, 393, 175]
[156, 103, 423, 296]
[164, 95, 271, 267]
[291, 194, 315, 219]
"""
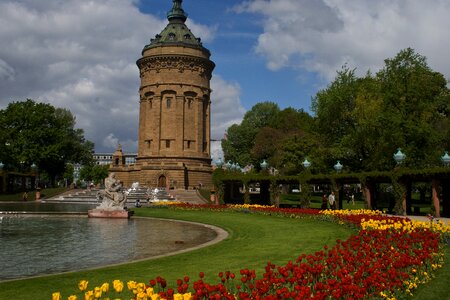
[113, 0, 215, 189]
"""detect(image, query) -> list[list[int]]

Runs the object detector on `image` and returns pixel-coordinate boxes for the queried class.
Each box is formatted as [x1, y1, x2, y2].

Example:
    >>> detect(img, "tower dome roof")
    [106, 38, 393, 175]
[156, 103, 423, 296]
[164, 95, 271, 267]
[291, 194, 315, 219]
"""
[142, 0, 209, 55]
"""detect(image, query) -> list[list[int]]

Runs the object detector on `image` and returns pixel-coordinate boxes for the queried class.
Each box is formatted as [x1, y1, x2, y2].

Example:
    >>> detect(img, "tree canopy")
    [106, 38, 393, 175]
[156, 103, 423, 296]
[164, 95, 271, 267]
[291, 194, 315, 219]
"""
[222, 48, 450, 174]
[0, 99, 94, 185]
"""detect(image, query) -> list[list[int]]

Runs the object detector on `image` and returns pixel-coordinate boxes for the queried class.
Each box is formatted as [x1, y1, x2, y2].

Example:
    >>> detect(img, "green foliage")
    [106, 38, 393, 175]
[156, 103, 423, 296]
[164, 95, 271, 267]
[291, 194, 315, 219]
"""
[298, 179, 312, 208]
[0, 99, 94, 184]
[222, 102, 280, 166]
[223, 103, 319, 174]
[311, 48, 450, 172]
[374, 48, 450, 169]
[223, 49, 450, 174]
[79, 164, 109, 184]
[63, 164, 75, 184]
[311, 65, 358, 143]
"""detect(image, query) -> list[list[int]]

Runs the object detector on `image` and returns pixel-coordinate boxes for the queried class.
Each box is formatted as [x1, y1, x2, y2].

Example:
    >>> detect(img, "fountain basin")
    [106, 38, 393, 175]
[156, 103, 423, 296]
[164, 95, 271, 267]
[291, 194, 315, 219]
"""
[0, 214, 220, 281]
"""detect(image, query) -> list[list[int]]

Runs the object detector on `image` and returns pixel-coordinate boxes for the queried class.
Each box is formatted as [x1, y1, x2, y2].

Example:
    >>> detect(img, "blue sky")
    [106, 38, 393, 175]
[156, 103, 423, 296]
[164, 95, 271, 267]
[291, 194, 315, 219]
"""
[138, 0, 321, 111]
[1, 0, 450, 155]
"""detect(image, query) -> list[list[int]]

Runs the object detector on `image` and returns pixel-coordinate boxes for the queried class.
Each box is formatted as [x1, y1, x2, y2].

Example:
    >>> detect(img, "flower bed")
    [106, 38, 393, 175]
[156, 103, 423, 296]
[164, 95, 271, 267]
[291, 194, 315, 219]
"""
[53, 205, 449, 300]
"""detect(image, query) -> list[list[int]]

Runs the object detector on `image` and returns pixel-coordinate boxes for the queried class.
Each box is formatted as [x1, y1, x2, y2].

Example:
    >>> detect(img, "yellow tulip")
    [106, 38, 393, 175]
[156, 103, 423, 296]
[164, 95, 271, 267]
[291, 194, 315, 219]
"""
[113, 280, 124, 293]
[150, 294, 160, 300]
[101, 282, 110, 293]
[84, 290, 94, 300]
[127, 280, 137, 291]
[52, 292, 61, 300]
[79, 280, 89, 291]
[136, 291, 148, 300]
[137, 282, 146, 294]
[94, 286, 102, 298]
[68, 295, 78, 300]
[173, 294, 183, 300]
[183, 293, 193, 300]
[146, 287, 155, 296]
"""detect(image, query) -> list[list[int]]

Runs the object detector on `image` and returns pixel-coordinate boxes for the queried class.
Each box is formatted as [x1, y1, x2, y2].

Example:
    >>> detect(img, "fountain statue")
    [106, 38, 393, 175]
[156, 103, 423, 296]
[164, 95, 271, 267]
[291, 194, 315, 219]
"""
[88, 173, 132, 218]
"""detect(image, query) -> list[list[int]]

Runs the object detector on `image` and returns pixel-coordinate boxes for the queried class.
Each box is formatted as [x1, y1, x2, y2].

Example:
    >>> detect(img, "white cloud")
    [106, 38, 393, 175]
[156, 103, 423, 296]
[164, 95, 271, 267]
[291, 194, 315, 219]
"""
[0, 0, 225, 153]
[211, 75, 246, 140]
[186, 20, 218, 44]
[102, 133, 137, 154]
[102, 133, 120, 150]
[237, 0, 450, 81]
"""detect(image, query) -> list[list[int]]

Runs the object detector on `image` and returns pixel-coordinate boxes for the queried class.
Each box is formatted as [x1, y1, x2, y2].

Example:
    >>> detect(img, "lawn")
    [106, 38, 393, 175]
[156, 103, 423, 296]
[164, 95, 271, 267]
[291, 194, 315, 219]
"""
[0, 208, 352, 299]
[0, 207, 448, 299]
[0, 187, 68, 202]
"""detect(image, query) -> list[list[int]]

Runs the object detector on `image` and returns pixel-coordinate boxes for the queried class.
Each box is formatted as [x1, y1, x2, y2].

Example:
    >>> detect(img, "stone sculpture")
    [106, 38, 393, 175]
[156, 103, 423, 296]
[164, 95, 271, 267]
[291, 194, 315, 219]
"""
[95, 172, 128, 211]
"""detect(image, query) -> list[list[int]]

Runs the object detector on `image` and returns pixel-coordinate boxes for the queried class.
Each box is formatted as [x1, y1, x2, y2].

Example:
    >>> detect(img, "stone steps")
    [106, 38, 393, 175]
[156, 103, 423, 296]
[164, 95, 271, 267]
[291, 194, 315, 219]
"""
[169, 189, 209, 204]
[47, 187, 206, 204]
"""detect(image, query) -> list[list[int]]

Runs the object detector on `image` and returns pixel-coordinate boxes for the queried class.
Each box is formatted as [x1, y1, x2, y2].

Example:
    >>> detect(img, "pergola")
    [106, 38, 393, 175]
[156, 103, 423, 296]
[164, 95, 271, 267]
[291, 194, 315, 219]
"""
[212, 168, 450, 217]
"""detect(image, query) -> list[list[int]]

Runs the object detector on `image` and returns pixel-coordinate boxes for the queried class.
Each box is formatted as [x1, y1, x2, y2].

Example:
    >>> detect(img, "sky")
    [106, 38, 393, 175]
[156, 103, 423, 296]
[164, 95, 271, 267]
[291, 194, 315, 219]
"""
[1, 0, 450, 158]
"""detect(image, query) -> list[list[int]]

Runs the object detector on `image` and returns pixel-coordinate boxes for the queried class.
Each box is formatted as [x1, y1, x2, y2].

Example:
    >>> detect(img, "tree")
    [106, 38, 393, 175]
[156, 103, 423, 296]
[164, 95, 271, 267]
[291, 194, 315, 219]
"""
[250, 127, 282, 168]
[79, 164, 109, 185]
[249, 108, 317, 174]
[91, 165, 109, 184]
[222, 102, 280, 166]
[374, 48, 450, 168]
[79, 165, 94, 183]
[0, 99, 94, 185]
[311, 66, 359, 144]
[63, 163, 75, 186]
[312, 48, 450, 171]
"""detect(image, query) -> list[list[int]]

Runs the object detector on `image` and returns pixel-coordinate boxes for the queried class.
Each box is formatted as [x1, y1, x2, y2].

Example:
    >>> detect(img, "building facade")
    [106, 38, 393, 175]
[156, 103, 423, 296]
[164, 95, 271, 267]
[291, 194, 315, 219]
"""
[111, 0, 215, 189]
[92, 152, 136, 166]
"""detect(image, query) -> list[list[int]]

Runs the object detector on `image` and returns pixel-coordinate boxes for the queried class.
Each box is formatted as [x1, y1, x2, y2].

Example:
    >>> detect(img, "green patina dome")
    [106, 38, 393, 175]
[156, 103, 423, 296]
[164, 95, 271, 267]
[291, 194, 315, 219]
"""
[143, 0, 210, 55]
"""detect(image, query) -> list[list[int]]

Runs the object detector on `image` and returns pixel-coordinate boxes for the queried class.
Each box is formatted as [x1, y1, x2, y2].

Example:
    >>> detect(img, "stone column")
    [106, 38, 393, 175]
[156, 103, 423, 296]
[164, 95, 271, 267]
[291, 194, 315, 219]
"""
[431, 179, 441, 217]
[362, 182, 375, 209]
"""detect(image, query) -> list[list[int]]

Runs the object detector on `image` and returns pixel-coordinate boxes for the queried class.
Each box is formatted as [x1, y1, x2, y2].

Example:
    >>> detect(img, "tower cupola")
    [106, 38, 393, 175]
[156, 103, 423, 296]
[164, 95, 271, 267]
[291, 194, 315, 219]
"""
[142, 0, 209, 55]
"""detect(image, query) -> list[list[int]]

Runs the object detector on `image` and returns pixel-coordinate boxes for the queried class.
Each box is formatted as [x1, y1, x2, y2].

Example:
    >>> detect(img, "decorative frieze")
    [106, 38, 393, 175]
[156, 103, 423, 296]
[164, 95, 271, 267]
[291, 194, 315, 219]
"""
[138, 56, 214, 79]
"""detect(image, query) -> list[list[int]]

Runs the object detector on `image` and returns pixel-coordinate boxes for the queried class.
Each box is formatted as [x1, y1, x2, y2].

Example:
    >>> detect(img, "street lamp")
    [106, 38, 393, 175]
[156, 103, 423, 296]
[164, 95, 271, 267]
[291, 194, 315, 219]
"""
[393, 148, 406, 164]
[334, 160, 343, 173]
[260, 160, 268, 171]
[215, 158, 223, 169]
[31, 162, 39, 188]
[302, 158, 311, 169]
[441, 151, 450, 166]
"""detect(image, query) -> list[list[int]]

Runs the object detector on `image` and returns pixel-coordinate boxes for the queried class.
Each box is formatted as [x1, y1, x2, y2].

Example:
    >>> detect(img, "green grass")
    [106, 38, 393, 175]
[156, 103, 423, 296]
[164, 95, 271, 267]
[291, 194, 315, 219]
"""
[280, 193, 367, 210]
[0, 208, 352, 299]
[0, 187, 68, 201]
[0, 208, 448, 299]
[413, 245, 450, 300]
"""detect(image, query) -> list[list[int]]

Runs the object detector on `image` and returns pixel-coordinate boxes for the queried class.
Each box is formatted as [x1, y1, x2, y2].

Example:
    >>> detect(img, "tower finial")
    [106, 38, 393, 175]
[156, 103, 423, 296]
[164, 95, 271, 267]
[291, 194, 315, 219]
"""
[173, 0, 182, 10]
[167, 0, 187, 23]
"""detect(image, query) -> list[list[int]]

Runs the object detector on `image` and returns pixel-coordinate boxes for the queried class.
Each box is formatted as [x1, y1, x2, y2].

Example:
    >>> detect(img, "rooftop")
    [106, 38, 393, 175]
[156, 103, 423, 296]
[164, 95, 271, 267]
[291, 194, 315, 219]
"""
[142, 0, 210, 55]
